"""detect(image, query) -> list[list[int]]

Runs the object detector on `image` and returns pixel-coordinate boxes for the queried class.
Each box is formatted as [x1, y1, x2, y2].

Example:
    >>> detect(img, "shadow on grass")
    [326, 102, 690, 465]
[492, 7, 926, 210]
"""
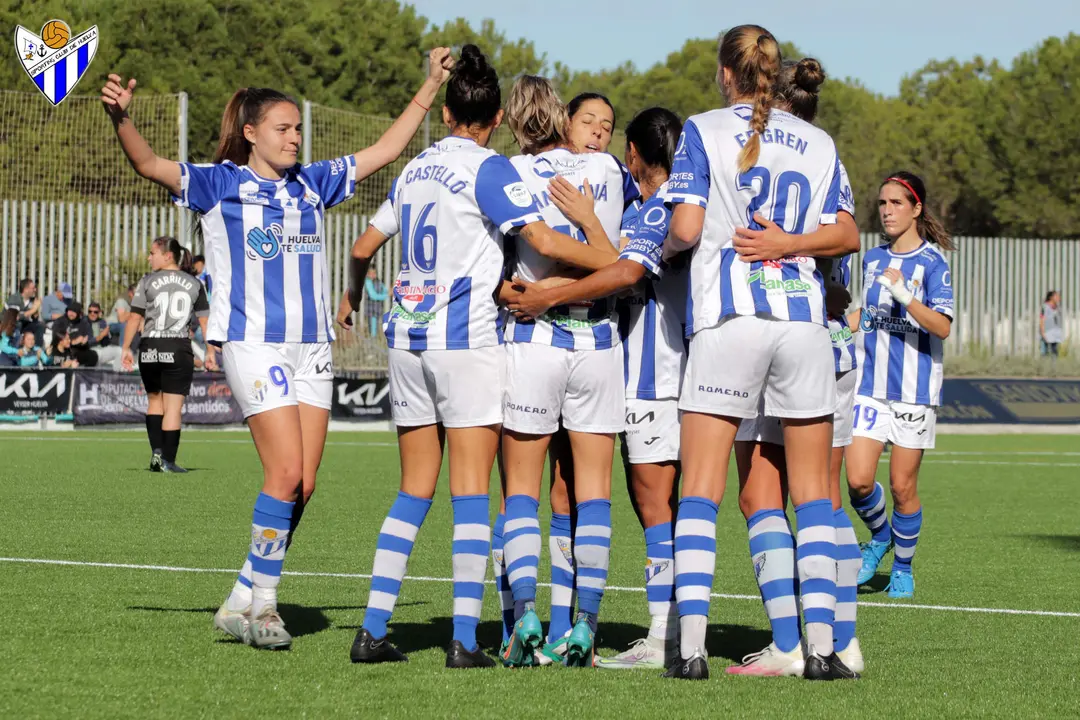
[1018, 534, 1080, 553]
[857, 573, 891, 594]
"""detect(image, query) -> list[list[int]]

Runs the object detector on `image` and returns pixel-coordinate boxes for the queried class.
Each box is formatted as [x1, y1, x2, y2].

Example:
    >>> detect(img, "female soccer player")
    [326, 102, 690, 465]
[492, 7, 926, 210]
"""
[121, 236, 210, 473]
[339, 47, 618, 669]
[659, 26, 859, 681]
[103, 47, 455, 649]
[845, 171, 954, 600]
[725, 58, 865, 677]
[508, 106, 686, 670]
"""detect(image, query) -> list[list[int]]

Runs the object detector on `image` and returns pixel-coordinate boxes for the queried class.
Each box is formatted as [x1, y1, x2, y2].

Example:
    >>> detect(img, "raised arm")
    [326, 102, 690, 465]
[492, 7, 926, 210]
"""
[352, 48, 454, 183]
[102, 75, 182, 196]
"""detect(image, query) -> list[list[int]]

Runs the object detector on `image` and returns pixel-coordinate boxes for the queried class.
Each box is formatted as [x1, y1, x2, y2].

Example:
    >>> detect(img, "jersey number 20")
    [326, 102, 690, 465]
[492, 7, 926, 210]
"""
[737, 168, 812, 234]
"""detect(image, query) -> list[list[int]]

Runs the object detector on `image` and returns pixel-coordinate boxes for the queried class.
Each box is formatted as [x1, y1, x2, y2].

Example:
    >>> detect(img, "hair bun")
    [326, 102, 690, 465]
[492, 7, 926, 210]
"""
[794, 58, 825, 93]
[456, 44, 488, 78]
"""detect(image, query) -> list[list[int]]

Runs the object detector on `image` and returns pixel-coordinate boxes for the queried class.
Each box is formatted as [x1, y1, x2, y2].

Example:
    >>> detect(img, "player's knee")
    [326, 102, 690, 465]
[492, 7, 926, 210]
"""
[889, 479, 917, 508]
[266, 461, 303, 496]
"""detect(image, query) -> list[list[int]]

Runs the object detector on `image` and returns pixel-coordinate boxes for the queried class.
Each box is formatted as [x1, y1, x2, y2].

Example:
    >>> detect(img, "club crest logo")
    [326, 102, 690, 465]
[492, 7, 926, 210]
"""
[556, 537, 574, 565]
[14, 20, 98, 106]
[644, 559, 670, 583]
[753, 552, 766, 579]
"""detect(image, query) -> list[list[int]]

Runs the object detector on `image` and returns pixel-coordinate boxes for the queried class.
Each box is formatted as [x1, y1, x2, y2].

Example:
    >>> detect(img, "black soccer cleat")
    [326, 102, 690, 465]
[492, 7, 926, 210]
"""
[662, 652, 709, 680]
[149, 451, 163, 472]
[804, 652, 860, 681]
[445, 640, 496, 669]
[350, 628, 408, 664]
[160, 459, 188, 474]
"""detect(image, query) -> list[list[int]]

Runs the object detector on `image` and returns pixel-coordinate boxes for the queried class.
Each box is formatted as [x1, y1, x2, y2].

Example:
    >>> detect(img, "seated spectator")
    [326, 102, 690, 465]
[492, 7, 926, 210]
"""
[5, 278, 43, 346]
[15, 332, 49, 368]
[53, 302, 98, 367]
[0, 308, 19, 367]
[40, 282, 71, 328]
[87, 301, 121, 368]
[49, 332, 80, 368]
[107, 284, 135, 340]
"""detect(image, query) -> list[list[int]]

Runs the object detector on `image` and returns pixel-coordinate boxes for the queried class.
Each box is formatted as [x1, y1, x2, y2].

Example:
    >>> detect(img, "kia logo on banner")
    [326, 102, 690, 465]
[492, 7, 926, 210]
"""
[0, 368, 71, 414]
[331, 377, 391, 421]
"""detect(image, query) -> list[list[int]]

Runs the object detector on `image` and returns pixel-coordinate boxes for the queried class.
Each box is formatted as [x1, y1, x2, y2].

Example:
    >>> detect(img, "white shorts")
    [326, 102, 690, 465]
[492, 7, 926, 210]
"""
[222, 342, 333, 419]
[388, 346, 504, 428]
[852, 394, 937, 450]
[503, 342, 624, 435]
[623, 398, 680, 464]
[680, 316, 836, 419]
[735, 369, 859, 448]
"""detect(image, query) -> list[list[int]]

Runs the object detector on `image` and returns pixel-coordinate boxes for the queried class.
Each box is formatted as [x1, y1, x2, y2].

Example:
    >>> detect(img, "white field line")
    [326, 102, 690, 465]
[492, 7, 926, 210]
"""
[2, 556, 1078, 619]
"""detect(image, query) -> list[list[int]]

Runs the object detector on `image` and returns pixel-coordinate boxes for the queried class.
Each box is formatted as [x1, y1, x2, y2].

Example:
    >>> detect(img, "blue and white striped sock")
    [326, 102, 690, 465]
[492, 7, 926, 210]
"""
[674, 496, 718, 659]
[574, 500, 611, 630]
[851, 482, 892, 543]
[795, 499, 837, 657]
[644, 522, 676, 641]
[503, 495, 541, 612]
[361, 491, 433, 639]
[747, 509, 800, 653]
[833, 507, 861, 652]
[451, 495, 490, 651]
[248, 492, 294, 618]
[225, 557, 253, 612]
[548, 512, 575, 641]
[491, 512, 514, 643]
[891, 508, 922, 573]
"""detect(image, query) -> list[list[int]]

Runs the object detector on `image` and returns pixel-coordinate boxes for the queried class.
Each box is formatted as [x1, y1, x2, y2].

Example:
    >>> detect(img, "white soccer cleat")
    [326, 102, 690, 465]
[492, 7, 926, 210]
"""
[596, 636, 676, 670]
[247, 607, 292, 650]
[212, 603, 250, 642]
[837, 637, 865, 674]
[725, 642, 805, 677]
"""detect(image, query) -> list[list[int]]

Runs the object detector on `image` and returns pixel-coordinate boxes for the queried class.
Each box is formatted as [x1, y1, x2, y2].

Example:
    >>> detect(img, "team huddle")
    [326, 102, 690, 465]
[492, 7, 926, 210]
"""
[102, 22, 954, 682]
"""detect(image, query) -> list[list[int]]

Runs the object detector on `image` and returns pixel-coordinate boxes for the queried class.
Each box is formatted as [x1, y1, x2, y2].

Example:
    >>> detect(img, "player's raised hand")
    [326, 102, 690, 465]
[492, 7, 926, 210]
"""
[427, 47, 455, 86]
[101, 74, 136, 120]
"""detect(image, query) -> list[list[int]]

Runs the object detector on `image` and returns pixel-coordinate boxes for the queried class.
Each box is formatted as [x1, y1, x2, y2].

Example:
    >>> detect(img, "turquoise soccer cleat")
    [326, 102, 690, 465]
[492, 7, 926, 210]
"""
[856, 540, 893, 584]
[886, 569, 915, 599]
[565, 617, 596, 668]
[501, 609, 543, 667]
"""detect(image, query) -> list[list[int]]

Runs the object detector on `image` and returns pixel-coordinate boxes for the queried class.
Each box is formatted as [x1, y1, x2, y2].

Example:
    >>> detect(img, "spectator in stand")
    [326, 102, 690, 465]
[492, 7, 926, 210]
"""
[5, 278, 43, 346]
[192, 254, 212, 296]
[41, 282, 72, 326]
[87, 301, 121, 368]
[15, 331, 49, 367]
[364, 268, 388, 337]
[53, 301, 98, 367]
[1040, 290, 1063, 357]
[49, 332, 80, 368]
[107, 284, 135, 339]
[0, 309, 19, 367]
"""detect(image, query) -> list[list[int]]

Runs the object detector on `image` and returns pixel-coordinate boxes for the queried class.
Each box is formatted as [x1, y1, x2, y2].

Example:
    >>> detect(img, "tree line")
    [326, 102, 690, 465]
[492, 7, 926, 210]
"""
[1, 1, 1076, 236]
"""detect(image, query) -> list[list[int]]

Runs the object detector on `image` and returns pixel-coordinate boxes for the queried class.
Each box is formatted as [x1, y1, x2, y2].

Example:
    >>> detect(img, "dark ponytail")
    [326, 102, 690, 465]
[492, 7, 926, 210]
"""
[153, 236, 194, 274]
[625, 107, 682, 174]
[880, 171, 955, 251]
[214, 87, 298, 165]
[445, 44, 501, 128]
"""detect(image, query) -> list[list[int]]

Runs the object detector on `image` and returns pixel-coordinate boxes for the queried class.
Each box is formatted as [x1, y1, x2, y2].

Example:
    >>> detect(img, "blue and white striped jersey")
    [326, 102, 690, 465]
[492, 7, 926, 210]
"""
[504, 149, 639, 350]
[661, 106, 847, 334]
[829, 255, 857, 373]
[174, 156, 358, 344]
[382, 136, 542, 351]
[855, 242, 954, 406]
[618, 191, 688, 400]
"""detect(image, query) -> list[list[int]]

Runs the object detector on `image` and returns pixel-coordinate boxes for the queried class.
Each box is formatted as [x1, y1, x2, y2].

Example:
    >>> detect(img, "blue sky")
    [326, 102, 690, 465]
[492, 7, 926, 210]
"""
[407, 0, 1079, 96]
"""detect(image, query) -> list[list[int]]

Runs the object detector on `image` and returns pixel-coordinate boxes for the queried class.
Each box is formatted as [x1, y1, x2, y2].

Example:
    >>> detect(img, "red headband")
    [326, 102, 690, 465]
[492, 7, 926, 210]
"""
[887, 177, 921, 205]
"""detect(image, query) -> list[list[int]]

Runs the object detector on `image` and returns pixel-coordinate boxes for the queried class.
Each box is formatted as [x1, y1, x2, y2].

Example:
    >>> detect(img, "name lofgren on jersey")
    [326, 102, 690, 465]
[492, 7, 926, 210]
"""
[662, 105, 848, 334]
[132, 269, 210, 339]
[380, 136, 543, 351]
[173, 156, 358, 344]
[505, 149, 638, 350]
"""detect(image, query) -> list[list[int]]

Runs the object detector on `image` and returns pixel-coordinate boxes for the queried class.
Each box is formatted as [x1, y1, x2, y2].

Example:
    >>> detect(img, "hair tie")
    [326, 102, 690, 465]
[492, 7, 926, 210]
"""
[887, 176, 921, 205]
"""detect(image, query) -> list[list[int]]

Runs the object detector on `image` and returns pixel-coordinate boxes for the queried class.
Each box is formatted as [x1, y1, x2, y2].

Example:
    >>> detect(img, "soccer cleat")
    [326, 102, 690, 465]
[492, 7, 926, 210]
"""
[160, 459, 188, 474]
[501, 609, 543, 667]
[662, 650, 709, 680]
[149, 452, 163, 472]
[445, 640, 496, 669]
[856, 539, 894, 584]
[886, 569, 915, 599]
[212, 603, 249, 642]
[538, 636, 568, 666]
[565, 618, 596, 668]
[725, 642, 805, 677]
[836, 637, 865, 674]
[247, 607, 292, 650]
[350, 628, 407, 663]
[596, 637, 675, 670]
[804, 652, 860, 681]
